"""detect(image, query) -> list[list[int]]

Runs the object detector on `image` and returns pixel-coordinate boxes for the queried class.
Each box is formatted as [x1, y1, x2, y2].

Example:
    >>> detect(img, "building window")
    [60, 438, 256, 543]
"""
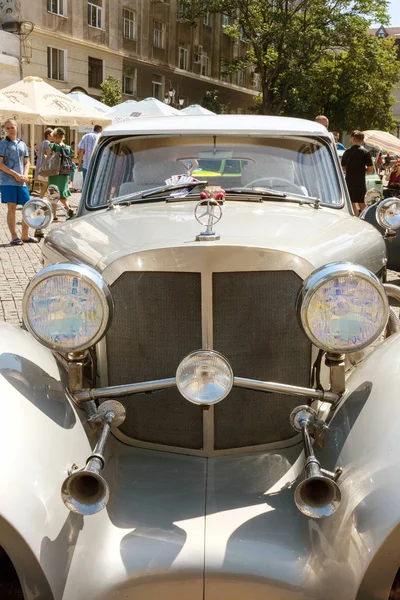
[88, 56, 103, 88]
[237, 70, 244, 87]
[153, 20, 165, 49]
[123, 69, 137, 95]
[47, 0, 65, 16]
[203, 12, 211, 26]
[179, 47, 188, 70]
[221, 13, 229, 27]
[220, 70, 229, 83]
[200, 54, 209, 77]
[88, 0, 102, 29]
[152, 74, 163, 100]
[47, 47, 66, 81]
[123, 8, 136, 40]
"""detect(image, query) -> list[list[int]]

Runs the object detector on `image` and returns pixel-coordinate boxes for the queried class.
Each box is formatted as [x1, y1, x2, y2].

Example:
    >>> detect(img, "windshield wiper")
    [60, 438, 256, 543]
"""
[225, 187, 321, 208]
[109, 180, 208, 207]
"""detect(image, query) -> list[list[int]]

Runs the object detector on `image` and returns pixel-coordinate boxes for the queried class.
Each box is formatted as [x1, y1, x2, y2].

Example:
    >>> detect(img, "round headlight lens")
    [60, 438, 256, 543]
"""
[22, 198, 53, 230]
[23, 264, 113, 352]
[298, 263, 389, 353]
[176, 350, 233, 405]
[376, 197, 400, 230]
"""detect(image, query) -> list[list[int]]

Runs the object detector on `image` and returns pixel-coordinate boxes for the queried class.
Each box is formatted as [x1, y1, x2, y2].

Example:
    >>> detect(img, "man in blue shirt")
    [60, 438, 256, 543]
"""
[0, 119, 37, 245]
[77, 124, 103, 182]
[333, 131, 346, 151]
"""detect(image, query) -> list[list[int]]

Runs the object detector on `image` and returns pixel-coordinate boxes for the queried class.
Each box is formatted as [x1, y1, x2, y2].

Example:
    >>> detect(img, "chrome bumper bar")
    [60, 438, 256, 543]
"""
[72, 376, 340, 405]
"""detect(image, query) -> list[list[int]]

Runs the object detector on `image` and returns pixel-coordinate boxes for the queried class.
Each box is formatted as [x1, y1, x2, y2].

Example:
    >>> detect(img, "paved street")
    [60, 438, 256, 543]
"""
[0, 192, 399, 326]
[0, 192, 80, 326]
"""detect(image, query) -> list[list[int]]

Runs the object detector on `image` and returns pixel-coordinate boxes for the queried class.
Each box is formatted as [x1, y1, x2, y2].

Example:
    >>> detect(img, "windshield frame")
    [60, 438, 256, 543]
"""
[81, 134, 347, 213]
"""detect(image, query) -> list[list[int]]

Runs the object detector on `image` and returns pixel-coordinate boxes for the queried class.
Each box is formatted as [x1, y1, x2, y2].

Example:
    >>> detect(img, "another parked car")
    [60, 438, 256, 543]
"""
[3, 115, 400, 600]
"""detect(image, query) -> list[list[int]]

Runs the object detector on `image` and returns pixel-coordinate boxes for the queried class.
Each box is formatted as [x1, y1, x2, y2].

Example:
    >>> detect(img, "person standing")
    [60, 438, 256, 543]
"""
[77, 125, 103, 182]
[332, 131, 346, 150]
[45, 127, 74, 219]
[341, 130, 374, 216]
[35, 128, 53, 198]
[315, 115, 329, 128]
[0, 119, 38, 245]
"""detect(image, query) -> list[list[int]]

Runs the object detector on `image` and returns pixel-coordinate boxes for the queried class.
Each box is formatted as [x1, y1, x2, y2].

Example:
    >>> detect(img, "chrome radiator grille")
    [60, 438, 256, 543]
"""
[105, 269, 311, 452]
[213, 271, 311, 449]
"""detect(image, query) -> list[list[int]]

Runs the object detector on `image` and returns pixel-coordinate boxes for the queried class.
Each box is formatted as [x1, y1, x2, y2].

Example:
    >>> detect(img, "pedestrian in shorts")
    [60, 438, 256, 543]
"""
[0, 119, 38, 245]
[341, 130, 374, 216]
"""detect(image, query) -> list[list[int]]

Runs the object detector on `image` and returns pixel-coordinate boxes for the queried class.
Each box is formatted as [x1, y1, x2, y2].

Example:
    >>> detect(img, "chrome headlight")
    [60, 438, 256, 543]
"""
[22, 198, 53, 230]
[23, 264, 113, 352]
[298, 263, 389, 353]
[376, 197, 400, 231]
[176, 350, 233, 405]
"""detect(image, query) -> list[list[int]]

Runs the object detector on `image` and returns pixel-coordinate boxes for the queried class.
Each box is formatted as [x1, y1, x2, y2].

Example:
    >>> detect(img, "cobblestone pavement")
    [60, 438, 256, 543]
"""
[0, 192, 80, 326]
[0, 192, 399, 325]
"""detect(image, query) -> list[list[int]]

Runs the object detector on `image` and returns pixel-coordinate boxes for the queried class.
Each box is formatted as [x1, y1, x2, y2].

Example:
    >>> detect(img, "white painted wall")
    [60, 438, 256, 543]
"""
[0, 30, 20, 88]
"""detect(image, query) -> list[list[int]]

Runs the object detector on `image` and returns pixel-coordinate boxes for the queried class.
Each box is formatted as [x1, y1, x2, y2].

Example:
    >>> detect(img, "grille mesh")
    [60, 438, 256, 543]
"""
[213, 271, 311, 449]
[105, 269, 311, 451]
[106, 272, 203, 448]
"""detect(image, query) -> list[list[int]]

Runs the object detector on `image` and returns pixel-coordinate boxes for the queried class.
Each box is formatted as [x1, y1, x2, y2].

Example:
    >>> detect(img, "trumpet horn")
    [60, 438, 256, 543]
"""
[61, 400, 126, 516]
[290, 405, 342, 519]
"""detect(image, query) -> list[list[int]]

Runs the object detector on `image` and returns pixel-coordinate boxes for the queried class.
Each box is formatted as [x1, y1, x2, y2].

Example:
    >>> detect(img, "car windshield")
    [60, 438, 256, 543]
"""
[87, 135, 343, 208]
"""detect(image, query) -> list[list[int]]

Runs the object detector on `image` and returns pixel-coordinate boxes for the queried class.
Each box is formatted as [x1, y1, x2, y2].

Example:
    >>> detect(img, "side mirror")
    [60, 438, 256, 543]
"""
[22, 198, 53, 230]
[364, 188, 381, 206]
[47, 184, 61, 205]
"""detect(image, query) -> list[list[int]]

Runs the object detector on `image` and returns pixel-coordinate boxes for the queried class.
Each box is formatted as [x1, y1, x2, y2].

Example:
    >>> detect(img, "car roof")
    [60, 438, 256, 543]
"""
[102, 114, 331, 138]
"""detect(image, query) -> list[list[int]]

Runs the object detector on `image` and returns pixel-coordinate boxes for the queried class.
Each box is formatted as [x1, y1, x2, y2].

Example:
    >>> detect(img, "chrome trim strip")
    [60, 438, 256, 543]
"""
[73, 377, 176, 404]
[112, 426, 302, 457]
[234, 377, 340, 403]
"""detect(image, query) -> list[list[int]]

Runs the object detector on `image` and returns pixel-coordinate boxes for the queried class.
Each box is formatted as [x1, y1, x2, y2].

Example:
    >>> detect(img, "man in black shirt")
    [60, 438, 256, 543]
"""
[341, 130, 373, 216]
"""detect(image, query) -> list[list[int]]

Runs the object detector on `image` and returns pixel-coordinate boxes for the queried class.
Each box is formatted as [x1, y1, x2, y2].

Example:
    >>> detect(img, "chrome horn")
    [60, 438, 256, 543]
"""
[61, 400, 126, 515]
[290, 405, 342, 518]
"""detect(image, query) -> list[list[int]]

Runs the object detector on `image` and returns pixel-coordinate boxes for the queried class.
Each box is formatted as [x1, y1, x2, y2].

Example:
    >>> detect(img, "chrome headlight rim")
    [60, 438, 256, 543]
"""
[23, 263, 113, 352]
[376, 197, 400, 230]
[22, 198, 54, 230]
[176, 349, 234, 406]
[298, 262, 389, 354]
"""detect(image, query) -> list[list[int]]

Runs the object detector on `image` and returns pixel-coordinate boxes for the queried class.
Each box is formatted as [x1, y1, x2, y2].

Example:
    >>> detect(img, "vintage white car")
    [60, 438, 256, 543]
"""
[3, 115, 400, 600]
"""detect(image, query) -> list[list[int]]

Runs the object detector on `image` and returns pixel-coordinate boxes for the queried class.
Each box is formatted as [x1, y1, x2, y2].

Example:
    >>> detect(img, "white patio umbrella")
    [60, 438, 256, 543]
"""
[108, 97, 180, 122]
[66, 91, 113, 114]
[180, 104, 215, 116]
[0, 92, 39, 124]
[0, 76, 112, 161]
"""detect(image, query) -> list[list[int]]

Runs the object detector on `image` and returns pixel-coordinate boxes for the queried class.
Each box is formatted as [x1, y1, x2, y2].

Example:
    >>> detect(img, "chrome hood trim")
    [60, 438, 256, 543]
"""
[43, 201, 386, 275]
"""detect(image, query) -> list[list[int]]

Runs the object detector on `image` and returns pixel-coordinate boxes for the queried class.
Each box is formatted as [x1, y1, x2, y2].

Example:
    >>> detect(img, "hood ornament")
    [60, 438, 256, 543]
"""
[195, 190, 224, 241]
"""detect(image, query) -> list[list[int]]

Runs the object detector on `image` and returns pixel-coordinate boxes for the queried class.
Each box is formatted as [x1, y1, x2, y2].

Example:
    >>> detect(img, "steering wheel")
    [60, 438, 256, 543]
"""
[245, 177, 305, 195]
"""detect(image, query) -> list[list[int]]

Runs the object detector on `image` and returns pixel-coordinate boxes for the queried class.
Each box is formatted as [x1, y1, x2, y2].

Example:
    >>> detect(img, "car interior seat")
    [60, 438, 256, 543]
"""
[118, 161, 188, 197]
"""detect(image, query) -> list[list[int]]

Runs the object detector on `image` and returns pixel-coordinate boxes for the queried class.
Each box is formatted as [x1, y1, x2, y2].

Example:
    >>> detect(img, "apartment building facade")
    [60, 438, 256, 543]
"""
[0, 0, 258, 112]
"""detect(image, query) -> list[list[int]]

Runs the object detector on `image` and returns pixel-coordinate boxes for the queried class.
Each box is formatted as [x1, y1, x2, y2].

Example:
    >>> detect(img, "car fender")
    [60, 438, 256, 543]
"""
[313, 332, 400, 599]
[0, 323, 91, 599]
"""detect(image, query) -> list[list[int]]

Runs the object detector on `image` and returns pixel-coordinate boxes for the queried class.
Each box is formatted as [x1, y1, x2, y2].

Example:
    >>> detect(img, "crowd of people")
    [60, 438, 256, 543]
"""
[0, 119, 102, 245]
[315, 114, 400, 216]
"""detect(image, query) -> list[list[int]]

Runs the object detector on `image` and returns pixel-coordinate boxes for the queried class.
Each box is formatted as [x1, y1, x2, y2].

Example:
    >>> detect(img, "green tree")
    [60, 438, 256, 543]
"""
[100, 75, 122, 107]
[180, 0, 395, 124]
[201, 89, 226, 113]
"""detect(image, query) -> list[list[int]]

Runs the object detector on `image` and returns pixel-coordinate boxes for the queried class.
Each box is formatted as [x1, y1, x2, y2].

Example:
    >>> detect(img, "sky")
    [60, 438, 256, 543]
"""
[385, 1, 400, 26]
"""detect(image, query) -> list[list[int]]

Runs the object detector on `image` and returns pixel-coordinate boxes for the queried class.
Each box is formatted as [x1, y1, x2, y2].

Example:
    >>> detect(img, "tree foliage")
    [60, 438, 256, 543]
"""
[100, 75, 122, 107]
[180, 0, 399, 129]
[201, 89, 226, 113]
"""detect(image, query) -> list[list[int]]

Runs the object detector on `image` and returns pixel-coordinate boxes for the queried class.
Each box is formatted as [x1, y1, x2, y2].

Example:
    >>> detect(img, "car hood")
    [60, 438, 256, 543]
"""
[43, 200, 386, 274]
